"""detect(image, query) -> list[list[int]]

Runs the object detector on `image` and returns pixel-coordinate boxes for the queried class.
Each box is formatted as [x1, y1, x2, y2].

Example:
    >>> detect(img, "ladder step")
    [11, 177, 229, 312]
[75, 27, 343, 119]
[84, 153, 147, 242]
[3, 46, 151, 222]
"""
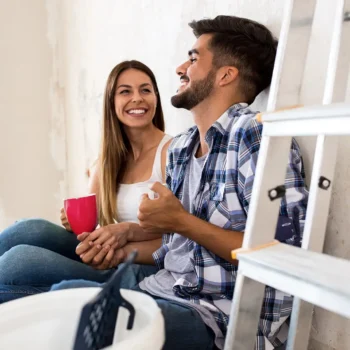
[259, 102, 350, 122]
[234, 242, 350, 319]
[257, 102, 350, 136]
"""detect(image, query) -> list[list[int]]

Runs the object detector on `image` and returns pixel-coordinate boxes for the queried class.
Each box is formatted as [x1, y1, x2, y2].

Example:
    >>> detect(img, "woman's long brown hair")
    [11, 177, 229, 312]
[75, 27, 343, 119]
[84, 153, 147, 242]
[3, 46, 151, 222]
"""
[98, 60, 165, 226]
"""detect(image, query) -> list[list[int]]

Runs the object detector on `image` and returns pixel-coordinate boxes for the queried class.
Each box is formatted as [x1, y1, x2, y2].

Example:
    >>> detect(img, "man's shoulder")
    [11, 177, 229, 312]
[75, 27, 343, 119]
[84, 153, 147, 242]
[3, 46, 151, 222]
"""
[230, 105, 260, 128]
[167, 105, 263, 152]
[225, 106, 263, 140]
[168, 125, 197, 152]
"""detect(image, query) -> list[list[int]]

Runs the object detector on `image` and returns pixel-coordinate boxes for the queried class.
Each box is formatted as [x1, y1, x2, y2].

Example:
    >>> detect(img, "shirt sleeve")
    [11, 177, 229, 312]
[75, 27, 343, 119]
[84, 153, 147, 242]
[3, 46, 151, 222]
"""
[237, 118, 308, 232]
[237, 118, 265, 218]
[152, 238, 171, 270]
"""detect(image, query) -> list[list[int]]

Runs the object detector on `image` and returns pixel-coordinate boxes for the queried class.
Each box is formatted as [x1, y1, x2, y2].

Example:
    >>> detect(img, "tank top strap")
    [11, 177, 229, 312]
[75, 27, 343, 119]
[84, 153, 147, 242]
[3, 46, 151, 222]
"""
[149, 134, 172, 182]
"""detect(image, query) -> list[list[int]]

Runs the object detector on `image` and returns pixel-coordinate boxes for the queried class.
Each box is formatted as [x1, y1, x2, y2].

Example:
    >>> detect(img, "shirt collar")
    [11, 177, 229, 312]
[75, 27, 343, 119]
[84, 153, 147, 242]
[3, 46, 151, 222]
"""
[211, 102, 249, 135]
[182, 103, 249, 156]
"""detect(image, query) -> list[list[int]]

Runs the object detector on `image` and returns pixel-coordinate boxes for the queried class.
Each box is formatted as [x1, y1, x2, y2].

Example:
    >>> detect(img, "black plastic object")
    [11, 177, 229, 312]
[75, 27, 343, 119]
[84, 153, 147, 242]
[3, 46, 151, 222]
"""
[318, 176, 331, 190]
[268, 185, 286, 201]
[275, 215, 301, 247]
[73, 250, 138, 350]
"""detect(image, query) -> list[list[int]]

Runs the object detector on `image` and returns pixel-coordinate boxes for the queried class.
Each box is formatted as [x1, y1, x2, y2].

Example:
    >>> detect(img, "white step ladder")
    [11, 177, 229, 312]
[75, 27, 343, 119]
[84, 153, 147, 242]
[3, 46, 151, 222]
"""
[224, 0, 350, 349]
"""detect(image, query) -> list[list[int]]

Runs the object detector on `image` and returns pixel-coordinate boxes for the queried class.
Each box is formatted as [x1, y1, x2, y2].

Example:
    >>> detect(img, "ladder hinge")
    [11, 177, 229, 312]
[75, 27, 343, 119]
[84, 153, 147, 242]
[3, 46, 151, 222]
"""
[344, 11, 350, 22]
[318, 176, 331, 190]
[268, 185, 286, 201]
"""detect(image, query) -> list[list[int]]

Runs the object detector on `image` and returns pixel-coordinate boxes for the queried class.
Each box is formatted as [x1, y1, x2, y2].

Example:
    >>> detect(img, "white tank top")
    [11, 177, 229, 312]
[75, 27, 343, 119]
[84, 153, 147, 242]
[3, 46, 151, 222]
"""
[116, 134, 172, 223]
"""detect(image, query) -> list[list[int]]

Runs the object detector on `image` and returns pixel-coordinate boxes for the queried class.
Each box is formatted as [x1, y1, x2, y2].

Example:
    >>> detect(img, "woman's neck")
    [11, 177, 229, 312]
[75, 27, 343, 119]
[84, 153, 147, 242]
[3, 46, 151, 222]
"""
[124, 125, 164, 161]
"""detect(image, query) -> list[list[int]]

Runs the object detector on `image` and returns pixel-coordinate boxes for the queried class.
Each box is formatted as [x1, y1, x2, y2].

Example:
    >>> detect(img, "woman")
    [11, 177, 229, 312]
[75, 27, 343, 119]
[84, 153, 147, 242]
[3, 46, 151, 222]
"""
[0, 60, 171, 303]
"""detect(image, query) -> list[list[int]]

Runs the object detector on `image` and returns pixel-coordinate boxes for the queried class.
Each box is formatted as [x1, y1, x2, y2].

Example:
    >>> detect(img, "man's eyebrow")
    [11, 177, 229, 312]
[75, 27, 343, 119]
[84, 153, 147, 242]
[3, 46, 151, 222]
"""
[188, 49, 199, 56]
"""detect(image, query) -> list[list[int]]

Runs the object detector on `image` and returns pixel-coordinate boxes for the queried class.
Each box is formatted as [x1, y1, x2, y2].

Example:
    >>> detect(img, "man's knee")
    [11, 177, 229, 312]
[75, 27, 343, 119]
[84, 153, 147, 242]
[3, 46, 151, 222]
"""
[156, 300, 215, 349]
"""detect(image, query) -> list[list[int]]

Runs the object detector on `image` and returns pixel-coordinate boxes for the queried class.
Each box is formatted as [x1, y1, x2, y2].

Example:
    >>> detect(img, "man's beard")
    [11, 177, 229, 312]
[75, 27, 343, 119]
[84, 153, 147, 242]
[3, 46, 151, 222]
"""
[171, 69, 216, 110]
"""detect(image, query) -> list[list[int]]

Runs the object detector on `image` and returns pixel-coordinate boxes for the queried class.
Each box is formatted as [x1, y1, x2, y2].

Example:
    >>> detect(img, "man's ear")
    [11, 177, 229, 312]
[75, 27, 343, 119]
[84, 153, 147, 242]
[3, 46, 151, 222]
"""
[218, 67, 239, 87]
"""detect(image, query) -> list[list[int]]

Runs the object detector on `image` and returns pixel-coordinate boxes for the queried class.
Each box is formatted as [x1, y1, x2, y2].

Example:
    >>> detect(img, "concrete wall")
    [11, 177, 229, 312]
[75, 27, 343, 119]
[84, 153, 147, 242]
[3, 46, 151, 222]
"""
[0, 0, 67, 229]
[1, 0, 350, 348]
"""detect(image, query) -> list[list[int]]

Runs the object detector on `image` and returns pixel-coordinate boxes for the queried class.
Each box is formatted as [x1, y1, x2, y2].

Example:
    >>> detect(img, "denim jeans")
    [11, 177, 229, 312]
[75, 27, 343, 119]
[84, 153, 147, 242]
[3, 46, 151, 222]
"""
[0, 218, 113, 303]
[0, 260, 216, 349]
[51, 264, 216, 350]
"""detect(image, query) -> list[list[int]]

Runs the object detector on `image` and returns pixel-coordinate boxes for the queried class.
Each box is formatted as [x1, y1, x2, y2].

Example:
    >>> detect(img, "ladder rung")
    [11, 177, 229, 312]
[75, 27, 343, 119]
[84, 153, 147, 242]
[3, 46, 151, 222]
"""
[259, 102, 350, 123]
[234, 242, 350, 319]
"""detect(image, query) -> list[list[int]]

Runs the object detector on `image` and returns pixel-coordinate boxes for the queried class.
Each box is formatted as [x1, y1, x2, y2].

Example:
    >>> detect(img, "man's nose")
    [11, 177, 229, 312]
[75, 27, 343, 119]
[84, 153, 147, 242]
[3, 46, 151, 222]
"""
[176, 61, 190, 77]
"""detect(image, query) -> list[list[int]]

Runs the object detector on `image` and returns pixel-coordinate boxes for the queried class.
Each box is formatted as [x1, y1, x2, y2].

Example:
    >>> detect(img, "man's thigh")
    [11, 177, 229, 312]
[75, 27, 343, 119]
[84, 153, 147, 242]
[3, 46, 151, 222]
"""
[155, 299, 215, 350]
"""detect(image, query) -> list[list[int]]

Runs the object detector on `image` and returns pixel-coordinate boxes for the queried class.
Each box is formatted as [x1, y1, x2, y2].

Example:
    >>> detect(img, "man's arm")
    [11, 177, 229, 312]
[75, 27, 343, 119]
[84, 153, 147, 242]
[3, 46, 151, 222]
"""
[138, 182, 243, 264]
[175, 212, 243, 263]
[128, 223, 163, 242]
[123, 238, 162, 265]
[89, 238, 162, 270]
[76, 223, 163, 265]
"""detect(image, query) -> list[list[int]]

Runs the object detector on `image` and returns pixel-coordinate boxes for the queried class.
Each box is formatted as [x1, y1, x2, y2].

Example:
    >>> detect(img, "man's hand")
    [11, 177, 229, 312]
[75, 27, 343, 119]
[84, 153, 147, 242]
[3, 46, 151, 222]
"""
[139, 183, 243, 264]
[137, 182, 188, 233]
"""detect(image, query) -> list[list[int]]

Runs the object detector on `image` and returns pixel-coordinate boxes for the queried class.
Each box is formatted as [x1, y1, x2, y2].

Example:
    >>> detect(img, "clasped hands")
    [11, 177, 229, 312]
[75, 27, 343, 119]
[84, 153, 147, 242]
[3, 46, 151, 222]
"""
[76, 182, 187, 270]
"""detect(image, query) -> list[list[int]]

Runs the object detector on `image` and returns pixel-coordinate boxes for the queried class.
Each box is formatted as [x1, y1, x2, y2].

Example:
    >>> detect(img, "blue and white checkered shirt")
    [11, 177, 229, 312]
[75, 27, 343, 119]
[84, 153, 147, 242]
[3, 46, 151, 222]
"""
[153, 103, 308, 349]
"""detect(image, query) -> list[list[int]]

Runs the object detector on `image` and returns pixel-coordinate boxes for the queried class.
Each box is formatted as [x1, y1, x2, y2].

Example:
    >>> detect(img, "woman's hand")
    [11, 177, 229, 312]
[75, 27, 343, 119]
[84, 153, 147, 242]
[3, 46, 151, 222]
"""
[90, 247, 126, 270]
[76, 223, 131, 262]
[60, 208, 72, 232]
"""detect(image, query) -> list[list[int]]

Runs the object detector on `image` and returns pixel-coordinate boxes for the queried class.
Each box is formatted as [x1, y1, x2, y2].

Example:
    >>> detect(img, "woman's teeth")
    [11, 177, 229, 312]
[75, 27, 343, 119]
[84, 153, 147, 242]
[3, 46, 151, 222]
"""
[127, 109, 146, 114]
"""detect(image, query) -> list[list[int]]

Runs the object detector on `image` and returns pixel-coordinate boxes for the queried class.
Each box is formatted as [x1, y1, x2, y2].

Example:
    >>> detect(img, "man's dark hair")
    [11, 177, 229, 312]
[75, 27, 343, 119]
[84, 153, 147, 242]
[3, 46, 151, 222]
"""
[189, 15, 278, 104]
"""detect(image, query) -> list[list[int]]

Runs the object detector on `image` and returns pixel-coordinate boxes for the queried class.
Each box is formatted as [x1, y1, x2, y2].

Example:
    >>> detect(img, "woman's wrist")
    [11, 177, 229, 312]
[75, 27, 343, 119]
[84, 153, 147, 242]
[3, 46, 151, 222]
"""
[124, 222, 134, 242]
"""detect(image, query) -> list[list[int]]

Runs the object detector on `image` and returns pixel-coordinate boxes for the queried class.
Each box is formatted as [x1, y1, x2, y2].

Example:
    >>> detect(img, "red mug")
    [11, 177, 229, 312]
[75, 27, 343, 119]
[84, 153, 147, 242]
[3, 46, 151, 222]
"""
[64, 194, 98, 235]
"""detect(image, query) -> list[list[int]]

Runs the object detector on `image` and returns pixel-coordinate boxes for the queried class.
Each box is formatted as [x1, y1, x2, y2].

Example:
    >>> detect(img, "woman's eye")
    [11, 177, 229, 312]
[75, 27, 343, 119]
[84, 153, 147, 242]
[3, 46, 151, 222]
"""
[142, 89, 151, 93]
[120, 90, 129, 95]
[190, 58, 197, 63]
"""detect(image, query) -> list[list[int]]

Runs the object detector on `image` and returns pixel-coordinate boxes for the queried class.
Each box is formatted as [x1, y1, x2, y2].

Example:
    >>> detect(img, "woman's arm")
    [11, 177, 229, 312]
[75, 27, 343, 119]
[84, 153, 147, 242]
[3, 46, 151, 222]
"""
[84, 238, 162, 270]
[88, 159, 100, 197]
[161, 139, 172, 181]
[76, 221, 163, 258]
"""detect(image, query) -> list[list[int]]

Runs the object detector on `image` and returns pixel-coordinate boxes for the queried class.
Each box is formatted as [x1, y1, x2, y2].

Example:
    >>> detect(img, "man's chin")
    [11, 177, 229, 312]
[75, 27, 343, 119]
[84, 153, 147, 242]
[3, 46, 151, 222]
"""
[170, 93, 187, 109]
[170, 89, 198, 110]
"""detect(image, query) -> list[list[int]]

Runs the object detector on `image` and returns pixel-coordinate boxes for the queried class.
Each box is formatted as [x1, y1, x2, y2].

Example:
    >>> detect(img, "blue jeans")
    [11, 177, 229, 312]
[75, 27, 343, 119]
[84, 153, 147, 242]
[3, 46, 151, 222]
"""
[0, 218, 113, 303]
[0, 260, 216, 349]
[51, 264, 216, 350]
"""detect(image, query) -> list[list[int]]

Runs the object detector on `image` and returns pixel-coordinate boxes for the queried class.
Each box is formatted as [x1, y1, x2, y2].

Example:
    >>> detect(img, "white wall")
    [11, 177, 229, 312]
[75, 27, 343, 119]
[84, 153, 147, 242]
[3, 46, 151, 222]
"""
[58, 0, 285, 196]
[0, 0, 67, 229]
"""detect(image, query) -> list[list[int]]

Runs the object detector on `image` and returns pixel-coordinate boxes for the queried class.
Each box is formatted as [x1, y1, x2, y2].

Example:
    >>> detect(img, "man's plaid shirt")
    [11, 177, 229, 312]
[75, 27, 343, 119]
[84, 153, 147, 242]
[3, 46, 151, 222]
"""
[152, 103, 308, 349]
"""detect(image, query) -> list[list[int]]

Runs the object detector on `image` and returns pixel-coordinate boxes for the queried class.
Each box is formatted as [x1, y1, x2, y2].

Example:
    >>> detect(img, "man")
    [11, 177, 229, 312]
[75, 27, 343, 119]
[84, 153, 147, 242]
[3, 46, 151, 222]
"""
[133, 16, 308, 349]
[2, 16, 309, 349]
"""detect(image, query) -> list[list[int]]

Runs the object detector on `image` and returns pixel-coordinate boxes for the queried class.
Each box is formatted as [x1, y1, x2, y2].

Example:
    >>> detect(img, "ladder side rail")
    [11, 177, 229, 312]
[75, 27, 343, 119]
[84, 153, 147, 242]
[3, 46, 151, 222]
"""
[288, 0, 349, 347]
